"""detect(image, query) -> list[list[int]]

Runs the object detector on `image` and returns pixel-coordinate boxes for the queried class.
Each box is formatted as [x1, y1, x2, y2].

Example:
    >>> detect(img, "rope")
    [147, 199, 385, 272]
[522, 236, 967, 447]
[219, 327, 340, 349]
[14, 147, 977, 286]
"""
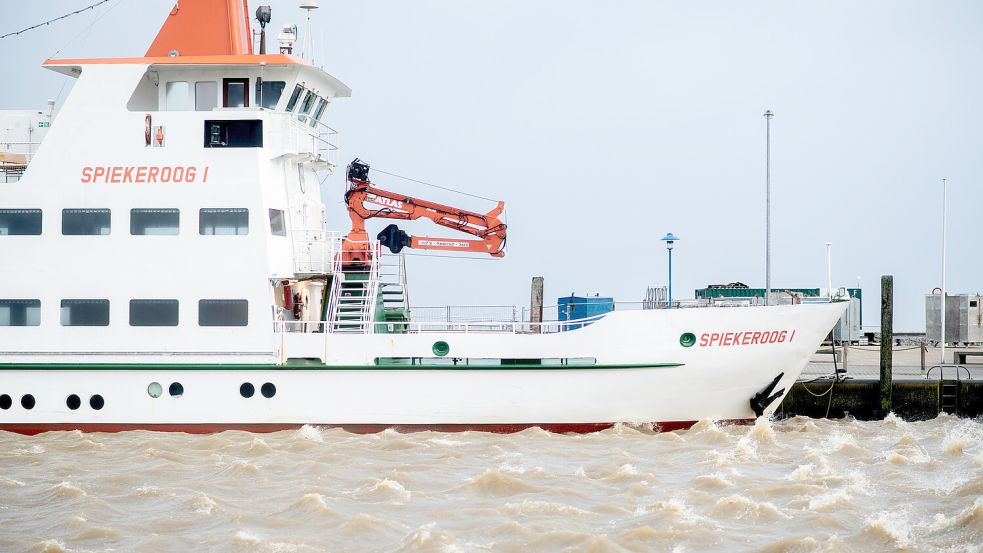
[0, 0, 112, 40]
[371, 167, 500, 204]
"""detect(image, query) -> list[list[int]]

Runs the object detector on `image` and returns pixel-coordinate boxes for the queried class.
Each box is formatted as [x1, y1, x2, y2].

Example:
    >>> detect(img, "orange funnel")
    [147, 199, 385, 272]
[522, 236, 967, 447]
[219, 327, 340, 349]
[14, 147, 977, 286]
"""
[146, 0, 253, 57]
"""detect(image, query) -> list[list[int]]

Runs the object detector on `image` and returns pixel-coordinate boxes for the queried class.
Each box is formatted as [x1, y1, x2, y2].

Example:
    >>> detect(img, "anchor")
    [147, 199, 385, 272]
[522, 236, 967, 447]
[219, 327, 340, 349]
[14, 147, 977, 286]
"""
[750, 372, 786, 417]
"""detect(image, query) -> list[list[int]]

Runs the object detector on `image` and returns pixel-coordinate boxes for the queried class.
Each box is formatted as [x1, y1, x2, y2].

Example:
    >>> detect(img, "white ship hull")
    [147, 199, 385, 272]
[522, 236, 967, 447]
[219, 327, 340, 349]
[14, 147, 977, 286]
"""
[0, 303, 845, 434]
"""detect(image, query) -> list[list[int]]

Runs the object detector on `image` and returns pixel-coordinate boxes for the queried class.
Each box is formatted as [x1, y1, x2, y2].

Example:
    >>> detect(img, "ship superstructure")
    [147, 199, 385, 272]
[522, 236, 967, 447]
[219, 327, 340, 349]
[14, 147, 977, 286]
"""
[0, 1, 846, 434]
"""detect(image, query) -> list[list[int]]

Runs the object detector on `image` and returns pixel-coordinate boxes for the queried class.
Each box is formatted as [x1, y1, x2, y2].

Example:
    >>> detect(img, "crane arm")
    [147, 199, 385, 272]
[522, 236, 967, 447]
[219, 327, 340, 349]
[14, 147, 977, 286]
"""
[343, 159, 507, 261]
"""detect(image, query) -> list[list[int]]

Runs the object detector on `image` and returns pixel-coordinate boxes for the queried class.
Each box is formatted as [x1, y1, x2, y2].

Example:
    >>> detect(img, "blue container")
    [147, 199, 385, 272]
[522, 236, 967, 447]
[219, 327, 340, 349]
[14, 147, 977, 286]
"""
[557, 295, 614, 331]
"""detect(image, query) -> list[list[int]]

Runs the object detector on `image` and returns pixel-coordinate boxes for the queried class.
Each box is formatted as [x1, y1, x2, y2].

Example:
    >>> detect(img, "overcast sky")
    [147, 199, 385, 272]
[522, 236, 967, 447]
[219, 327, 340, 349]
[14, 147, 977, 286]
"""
[3, 1, 982, 331]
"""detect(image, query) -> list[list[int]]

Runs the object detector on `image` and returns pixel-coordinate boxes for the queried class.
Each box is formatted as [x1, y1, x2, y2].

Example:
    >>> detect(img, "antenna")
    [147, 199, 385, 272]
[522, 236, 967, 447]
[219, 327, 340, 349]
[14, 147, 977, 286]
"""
[299, 0, 319, 63]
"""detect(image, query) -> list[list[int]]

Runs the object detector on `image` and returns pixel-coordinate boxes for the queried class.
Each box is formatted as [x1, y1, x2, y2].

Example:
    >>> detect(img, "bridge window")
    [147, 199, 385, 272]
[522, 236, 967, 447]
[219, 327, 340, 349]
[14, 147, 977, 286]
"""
[199, 208, 248, 235]
[309, 98, 328, 128]
[195, 81, 218, 111]
[199, 299, 248, 326]
[0, 209, 42, 235]
[298, 91, 316, 122]
[223, 78, 249, 108]
[269, 209, 286, 236]
[129, 299, 179, 327]
[131, 208, 179, 235]
[259, 81, 286, 109]
[204, 120, 263, 148]
[61, 299, 110, 327]
[165, 81, 192, 110]
[0, 299, 40, 326]
[62, 208, 110, 235]
[286, 84, 304, 112]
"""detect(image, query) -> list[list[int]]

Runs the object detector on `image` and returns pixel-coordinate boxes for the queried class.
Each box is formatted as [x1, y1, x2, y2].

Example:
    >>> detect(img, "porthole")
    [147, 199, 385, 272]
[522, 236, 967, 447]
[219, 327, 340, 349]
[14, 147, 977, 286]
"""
[21, 394, 35, 410]
[261, 382, 276, 398]
[0, 394, 11, 410]
[148, 382, 163, 398]
[89, 395, 105, 410]
[679, 332, 697, 347]
[240, 382, 255, 398]
[169, 382, 184, 398]
[66, 394, 81, 410]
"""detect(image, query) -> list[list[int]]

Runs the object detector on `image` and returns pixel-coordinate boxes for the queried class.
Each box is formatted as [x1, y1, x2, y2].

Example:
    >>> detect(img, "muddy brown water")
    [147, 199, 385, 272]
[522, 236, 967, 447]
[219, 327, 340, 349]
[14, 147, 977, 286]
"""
[1, 416, 981, 552]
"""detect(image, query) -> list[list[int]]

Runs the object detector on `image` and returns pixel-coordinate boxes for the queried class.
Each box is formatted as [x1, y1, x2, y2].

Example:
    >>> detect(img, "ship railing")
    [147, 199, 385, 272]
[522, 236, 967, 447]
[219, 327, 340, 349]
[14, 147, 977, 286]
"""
[273, 113, 339, 171]
[291, 229, 342, 275]
[1, 143, 39, 183]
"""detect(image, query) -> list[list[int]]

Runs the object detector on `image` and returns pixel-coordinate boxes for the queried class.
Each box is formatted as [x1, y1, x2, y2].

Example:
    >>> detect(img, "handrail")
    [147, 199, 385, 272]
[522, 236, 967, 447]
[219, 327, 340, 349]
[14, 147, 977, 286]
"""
[926, 364, 972, 381]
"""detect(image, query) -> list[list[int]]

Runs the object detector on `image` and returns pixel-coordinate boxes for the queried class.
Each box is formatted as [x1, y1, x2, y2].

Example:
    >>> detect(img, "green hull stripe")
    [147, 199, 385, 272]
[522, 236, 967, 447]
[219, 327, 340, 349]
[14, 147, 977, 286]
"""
[0, 362, 683, 371]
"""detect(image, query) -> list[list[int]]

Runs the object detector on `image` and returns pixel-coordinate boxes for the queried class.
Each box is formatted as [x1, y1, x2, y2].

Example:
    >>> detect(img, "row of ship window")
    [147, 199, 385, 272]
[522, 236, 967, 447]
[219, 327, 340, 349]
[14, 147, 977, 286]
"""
[0, 208, 286, 236]
[164, 79, 329, 130]
[0, 299, 248, 327]
[0, 382, 276, 411]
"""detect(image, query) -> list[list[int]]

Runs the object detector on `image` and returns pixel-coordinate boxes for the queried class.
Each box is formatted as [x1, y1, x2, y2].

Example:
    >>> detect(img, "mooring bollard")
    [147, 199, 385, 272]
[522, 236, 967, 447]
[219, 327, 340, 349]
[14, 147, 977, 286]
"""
[880, 275, 893, 415]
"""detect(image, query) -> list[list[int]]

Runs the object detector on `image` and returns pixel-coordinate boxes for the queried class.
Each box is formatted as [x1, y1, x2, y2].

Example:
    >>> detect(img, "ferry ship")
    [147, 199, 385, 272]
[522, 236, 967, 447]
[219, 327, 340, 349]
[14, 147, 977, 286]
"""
[0, 1, 846, 434]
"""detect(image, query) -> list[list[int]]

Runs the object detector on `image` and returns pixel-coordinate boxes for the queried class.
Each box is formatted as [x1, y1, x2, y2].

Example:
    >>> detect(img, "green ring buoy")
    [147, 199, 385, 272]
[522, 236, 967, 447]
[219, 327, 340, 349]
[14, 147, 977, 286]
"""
[679, 332, 696, 347]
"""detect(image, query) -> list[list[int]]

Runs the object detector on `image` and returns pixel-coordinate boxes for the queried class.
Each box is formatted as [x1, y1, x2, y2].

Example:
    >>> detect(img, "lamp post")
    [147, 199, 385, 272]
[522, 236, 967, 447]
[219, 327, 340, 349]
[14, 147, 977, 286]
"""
[661, 233, 679, 309]
[826, 242, 833, 299]
[941, 178, 948, 363]
[764, 109, 773, 305]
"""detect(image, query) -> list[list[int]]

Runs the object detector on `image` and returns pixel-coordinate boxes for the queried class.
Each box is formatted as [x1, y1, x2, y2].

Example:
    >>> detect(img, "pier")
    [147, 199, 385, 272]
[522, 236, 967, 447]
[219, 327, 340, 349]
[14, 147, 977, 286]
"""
[780, 276, 983, 421]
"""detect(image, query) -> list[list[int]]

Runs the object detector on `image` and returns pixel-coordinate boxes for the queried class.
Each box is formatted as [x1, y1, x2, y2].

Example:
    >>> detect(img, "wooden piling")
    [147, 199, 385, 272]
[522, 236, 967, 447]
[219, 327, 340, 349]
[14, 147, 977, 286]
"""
[530, 276, 544, 334]
[880, 275, 893, 415]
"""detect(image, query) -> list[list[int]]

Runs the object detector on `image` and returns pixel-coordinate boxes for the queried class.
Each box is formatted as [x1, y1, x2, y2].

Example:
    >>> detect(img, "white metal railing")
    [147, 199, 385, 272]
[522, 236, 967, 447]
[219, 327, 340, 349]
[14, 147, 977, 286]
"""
[292, 229, 341, 275]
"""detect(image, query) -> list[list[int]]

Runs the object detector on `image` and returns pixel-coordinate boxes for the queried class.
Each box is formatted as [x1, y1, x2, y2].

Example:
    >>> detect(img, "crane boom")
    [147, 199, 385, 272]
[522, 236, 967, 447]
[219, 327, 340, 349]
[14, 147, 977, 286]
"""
[342, 159, 507, 263]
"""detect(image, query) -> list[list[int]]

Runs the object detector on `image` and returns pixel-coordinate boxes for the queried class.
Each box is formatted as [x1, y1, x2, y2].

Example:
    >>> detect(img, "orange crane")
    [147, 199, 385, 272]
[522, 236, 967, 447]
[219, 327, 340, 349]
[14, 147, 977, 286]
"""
[342, 159, 507, 263]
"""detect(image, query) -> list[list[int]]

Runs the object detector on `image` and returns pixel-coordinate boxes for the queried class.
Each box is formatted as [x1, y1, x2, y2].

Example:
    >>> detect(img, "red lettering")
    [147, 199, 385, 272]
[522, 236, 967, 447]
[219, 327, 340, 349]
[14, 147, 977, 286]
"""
[185, 167, 197, 182]
[110, 167, 121, 183]
[779, 330, 788, 343]
[93, 167, 106, 182]
[751, 331, 761, 345]
[123, 167, 134, 183]
[81, 167, 93, 183]
[769, 331, 779, 343]
[160, 167, 173, 182]
[136, 167, 148, 183]
[148, 167, 159, 182]
[710, 333, 720, 346]
[742, 333, 750, 345]
[202, 166, 209, 182]
[699, 333, 709, 347]
[789, 330, 796, 342]
[172, 167, 185, 182]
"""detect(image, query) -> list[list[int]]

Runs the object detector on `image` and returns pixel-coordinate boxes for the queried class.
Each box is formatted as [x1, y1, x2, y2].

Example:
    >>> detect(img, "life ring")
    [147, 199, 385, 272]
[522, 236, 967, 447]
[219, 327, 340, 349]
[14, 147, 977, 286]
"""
[145, 114, 152, 146]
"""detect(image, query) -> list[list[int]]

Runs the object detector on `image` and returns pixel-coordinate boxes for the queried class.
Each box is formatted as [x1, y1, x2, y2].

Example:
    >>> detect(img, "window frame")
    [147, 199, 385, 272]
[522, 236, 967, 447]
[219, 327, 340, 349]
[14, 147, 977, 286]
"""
[130, 208, 180, 236]
[269, 208, 287, 237]
[222, 78, 250, 108]
[198, 299, 249, 327]
[199, 208, 249, 235]
[62, 208, 111, 236]
[129, 299, 179, 327]
[60, 299, 110, 327]
[0, 299, 41, 327]
[0, 209, 42, 236]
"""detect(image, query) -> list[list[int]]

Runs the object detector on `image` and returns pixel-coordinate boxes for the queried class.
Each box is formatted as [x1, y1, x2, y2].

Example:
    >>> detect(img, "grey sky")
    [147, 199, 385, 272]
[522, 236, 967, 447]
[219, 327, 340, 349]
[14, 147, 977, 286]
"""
[3, 1, 982, 331]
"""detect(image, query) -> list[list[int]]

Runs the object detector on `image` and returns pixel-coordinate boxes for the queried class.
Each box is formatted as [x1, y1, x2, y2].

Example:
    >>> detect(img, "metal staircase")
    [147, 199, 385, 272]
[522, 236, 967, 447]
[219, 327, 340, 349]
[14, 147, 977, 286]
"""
[326, 241, 381, 333]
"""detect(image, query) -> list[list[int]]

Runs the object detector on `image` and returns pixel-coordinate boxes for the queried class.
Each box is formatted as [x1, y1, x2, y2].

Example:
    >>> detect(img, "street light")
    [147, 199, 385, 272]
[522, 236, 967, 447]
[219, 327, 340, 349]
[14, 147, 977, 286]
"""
[764, 109, 774, 305]
[661, 232, 680, 309]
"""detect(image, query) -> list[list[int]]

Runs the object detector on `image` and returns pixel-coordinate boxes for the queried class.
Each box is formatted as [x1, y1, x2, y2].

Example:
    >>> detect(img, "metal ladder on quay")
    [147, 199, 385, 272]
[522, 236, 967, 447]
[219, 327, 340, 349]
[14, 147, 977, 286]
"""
[926, 365, 971, 415]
